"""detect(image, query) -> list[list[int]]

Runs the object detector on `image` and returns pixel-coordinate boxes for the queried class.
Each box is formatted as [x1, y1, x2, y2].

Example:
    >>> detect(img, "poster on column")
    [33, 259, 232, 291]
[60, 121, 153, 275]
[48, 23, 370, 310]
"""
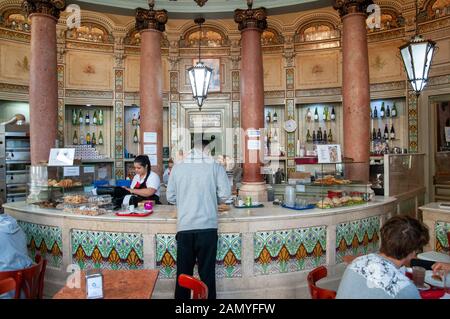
[317, 144, 342, 163]
[144, 132, 157, 143]
[144, 144, 157, 155]
[148, 155, 158, 166]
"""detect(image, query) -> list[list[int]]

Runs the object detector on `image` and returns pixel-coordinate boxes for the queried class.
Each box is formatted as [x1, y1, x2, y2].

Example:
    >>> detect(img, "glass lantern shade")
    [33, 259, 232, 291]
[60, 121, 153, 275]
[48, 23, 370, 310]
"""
[188, 61, 213, 108]
[400, 36, 436, 95]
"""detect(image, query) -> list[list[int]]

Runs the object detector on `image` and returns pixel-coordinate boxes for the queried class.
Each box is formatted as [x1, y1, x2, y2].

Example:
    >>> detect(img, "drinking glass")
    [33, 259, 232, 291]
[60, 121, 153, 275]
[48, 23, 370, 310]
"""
[412, 266, 426, 288]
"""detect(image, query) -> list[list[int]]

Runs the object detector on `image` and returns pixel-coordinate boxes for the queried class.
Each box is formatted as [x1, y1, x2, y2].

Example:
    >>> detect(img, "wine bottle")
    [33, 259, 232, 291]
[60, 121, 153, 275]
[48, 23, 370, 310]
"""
[98, 130, 104, 145]
[318, 127, 323, 142]
[391, 102, 397, 117]
[273, 112, 278, 123]
[330, 107, 336, 121]
[390, 124, 395, 140]
[323, 129, 327, 143]
[377, 128, 382, 140]
[85, 111, 90, 125]
[306, 129, 312, 143]
[312, 130, 317, 143]
[93, 111, 98, 125]
[132, 113, 138, 126]
[80, 133, 85, 145]
[273, 128, 278, 143]
[328, 129, 333, 142]
[98, 109, 104, 125]
[380, 102, 385, 118]
[72, 109, 78, 125]
[372, 128, 377, 140]
[86, 132, 91, 145]
[133, 128, 138, 143]
[374, 106, 378, 118]
[370, 107, 373, 119]
[386, 104, 391, 117]
[78, 110, 83, 125]
[92, 132, 96, 146]
[383, 124, 389, 139]
[306, 108, 313, 122]
[323, 107, 328, 122]
[73, 130, 78, 145]
[266, 111, 271, 123]
[314, 107, 319, 122]
[137, 112, 141, 126]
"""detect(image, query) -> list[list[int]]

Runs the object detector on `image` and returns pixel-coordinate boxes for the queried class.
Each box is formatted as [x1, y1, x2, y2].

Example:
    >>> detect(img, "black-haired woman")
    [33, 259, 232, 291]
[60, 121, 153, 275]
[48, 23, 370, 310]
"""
[122, 155, 161, 205]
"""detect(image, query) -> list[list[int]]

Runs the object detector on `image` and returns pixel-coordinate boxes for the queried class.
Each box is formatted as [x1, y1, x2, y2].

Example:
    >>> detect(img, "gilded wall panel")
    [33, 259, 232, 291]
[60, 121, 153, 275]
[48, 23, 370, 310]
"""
[263, 55, 284, 91]
[295, 50, 340, 89]
[0, 41, 30, 85]
[124, 55, 169, 92]
[66, 51, 114, 90]
[368, 43, 404, 83]
[124, 55, 140, 91]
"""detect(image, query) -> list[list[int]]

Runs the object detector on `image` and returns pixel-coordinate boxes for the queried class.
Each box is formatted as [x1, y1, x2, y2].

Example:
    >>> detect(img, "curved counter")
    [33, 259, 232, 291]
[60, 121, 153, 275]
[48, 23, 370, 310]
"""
[4, 197, 398, 298]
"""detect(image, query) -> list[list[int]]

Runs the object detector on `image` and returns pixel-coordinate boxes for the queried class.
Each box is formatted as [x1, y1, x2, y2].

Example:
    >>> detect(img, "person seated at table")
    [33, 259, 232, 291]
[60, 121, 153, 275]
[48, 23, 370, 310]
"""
[336, 215, 429, 299]
[122, 155, 161, 205]
[0, 214, 33, 298]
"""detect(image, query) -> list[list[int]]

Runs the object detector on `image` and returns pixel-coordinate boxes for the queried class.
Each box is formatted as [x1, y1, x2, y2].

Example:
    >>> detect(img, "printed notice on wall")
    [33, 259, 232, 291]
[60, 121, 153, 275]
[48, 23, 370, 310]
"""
[317, 144, 342, 163]
[144, 144, 157, 155]
[48, 148, 75, 166]
[63, 166, 80, 177]
[148, 155, 158, 166]
[84, 166, 95, 174]
[247, 129, 261, 138]
[143, 132, 157, 143]
[445, 127, 450, 142]
[247, 140, 261, 150]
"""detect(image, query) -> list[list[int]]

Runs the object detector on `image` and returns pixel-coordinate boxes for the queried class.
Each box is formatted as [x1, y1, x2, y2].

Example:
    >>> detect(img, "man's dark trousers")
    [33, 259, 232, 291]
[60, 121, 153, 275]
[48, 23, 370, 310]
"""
[175, 228, 218, 299]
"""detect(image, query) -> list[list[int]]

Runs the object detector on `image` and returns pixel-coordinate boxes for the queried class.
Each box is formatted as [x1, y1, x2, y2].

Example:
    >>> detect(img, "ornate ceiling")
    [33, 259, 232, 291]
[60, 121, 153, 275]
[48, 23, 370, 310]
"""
[70, 0, 329, 18]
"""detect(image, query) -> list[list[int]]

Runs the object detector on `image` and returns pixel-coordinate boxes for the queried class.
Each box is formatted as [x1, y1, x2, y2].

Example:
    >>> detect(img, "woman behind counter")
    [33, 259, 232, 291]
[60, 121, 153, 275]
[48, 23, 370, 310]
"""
[122, 155, 161, 205]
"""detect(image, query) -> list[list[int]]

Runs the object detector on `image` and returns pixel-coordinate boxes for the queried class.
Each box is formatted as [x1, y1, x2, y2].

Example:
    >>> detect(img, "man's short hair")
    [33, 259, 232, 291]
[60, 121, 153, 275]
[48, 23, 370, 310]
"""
[379, 215, 429, 260]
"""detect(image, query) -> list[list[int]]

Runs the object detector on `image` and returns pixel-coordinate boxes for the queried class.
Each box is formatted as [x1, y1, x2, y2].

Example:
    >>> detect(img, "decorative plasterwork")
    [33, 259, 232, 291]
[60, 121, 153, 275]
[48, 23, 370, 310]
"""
[179, 25, 229, 48]
[333, 0, 374, 18]
[135, 2, 168, 33]
[22, 0, 66, 20]
[234, 6, 267, 31]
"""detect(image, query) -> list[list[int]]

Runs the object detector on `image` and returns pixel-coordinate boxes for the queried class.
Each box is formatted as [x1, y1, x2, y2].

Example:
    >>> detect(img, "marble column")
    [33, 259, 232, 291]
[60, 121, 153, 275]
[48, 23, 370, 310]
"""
[234, 4, 268, 202]
[135, 3, 168, 178]
[334, 0, 372, 182]
[22, 0, 65, 164]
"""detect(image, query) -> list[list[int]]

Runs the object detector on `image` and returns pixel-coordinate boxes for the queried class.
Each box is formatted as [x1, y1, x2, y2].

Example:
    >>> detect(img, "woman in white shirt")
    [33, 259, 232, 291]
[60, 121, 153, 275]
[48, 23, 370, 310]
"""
[122, 155, 161, 205]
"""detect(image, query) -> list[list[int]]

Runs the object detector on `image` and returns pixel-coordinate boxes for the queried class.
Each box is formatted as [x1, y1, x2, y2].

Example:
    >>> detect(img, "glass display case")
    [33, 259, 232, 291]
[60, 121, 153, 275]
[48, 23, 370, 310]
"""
[272, 161, 373, 209]
[368, 153, 425, 197]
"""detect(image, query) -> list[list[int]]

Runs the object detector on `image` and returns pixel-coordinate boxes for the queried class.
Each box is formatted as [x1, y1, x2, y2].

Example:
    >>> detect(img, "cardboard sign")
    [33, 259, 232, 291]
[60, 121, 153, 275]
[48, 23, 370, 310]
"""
[48, 148, 75, 166]
[317, 144, 342, 163]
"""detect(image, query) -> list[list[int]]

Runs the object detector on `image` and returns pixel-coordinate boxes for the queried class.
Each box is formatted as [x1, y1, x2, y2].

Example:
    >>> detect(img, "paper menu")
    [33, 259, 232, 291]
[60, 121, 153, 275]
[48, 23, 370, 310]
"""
[143, 132, 157, 143]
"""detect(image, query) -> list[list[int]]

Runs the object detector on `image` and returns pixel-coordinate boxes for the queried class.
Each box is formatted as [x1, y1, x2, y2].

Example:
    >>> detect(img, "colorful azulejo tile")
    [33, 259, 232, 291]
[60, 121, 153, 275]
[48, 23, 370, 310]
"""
[254, 227, 327, 275]
[435, 221, 450, 254]
[155, 233, 242, 279]
[18, 221, 63, 268]
[335, 216, 380, 264]
[71, 230, 144, 270]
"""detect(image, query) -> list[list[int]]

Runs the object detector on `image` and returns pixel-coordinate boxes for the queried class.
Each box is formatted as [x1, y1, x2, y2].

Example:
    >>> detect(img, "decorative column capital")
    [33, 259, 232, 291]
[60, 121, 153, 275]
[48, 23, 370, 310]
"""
[234, 6, 267, 32]
[135, 1, 168, 33]
[333, 0, 373, 18]
[22, 0, 66, 20]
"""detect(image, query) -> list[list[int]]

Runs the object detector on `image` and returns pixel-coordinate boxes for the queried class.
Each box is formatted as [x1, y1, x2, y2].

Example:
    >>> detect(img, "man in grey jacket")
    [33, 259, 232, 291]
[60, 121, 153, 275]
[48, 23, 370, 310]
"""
[167, 140, 231, 299]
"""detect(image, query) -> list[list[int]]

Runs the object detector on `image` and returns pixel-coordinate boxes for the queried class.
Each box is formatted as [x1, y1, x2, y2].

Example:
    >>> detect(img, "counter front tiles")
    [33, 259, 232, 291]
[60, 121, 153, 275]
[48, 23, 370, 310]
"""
[3, 197, 397, 298]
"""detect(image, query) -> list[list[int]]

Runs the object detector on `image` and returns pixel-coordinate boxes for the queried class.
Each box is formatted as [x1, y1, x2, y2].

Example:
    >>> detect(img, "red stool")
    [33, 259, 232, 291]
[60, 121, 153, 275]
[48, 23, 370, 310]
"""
[307, 266, 337, 299]
[178, 274, 208, 299]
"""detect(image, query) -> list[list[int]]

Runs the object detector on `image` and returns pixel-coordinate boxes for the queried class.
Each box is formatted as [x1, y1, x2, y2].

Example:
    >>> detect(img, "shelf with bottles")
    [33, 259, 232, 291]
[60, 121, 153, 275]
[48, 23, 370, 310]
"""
[65, 105, 112, 160]
[370, 98, 407, 151]
[297, 103, 342, 151]
[264, 106, 285, 158]
[124, 104, 141, 159]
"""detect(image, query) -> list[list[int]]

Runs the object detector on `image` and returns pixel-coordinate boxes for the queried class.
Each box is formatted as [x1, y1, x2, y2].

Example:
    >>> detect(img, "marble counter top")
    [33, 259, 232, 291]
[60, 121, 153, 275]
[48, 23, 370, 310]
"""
[419, 202, 450, 215]
[3, 196, 397, 223]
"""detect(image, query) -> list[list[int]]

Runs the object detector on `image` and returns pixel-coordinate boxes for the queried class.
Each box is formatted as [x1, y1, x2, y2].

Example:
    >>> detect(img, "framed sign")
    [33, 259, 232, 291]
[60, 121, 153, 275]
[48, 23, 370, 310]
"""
[189, 113, 222, 128]
[317, 144, 342, 163]
[191, 58, 221, 92]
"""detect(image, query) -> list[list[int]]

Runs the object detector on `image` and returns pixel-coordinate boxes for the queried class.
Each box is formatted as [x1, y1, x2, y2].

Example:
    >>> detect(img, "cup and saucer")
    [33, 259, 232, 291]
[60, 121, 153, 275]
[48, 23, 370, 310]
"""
[416, 283, 431, 291]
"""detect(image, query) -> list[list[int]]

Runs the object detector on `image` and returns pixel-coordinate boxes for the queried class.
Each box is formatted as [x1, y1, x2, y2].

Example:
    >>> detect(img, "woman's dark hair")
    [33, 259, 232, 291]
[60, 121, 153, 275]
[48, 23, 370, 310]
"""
[134, 155, 151, 179]
[379, 215, 430, 260]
